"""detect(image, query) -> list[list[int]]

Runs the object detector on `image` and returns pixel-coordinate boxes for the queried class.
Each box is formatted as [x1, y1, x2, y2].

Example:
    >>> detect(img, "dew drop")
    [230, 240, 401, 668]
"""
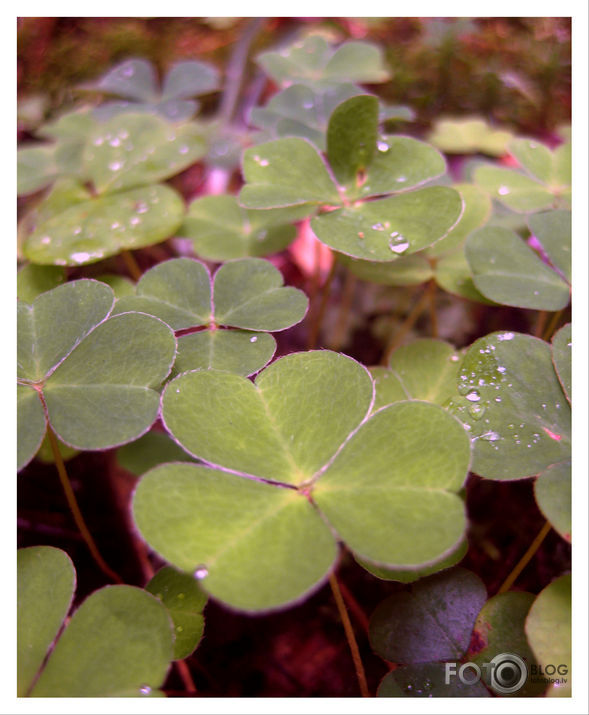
[73, 226, 82, 235]
[468, 403, 486, 420]
[497, 366, 506, 373]
[250, 336, 258, 343]
[371, 223, 385, 231]
[498, 185, 510, 195]
[389, 238, 409, 254]
[108, 161, 123, 171]
[396, 175, 407, 183]
[450, 354, 459, 362]
[122, 65, 135, 77]
[481, 430, 500, 442]
[178, 145, 189, 154]
[497, 332, 514, 341]
[176, 625, 184, 633]
[137, 202, 149, 213]
[377, 141, 389, 152]
[111, 221, 121, 229]
[139, 685, 151, 695]
[495, 397, 502, 402]
[465, 390, 481, 402]
[40, 235, 51, 245]
[194, 566, 208, 580]
[109, 137, 121, 147]
[303, 100, 314, 109]
[70, 252, 91, 263]
[93, 136, 104, 146]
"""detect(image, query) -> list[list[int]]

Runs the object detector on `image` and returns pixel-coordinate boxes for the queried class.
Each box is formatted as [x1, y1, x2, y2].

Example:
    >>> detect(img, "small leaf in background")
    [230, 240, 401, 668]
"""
[24, 182, 185, 267]
[373, 339, 463, 408]
[465, 226, 570, 310]
[473, 165, 555, 213]
[311, 186, 463, 262]
[338, 253, 433, 287]
[117, 430, 198, 476]
[18, 546, 76, 696]
[35, 432, 79, 464]
[175, 329, 276, 376]
[31, 586, 174, 696]
[17, 385, 46, 471]
[427, 117, 514, 156]
[434, 250, 493, 303]
[448, 332, 570, 480]
[551, 323, 571, 403]
[95, 273, 136, 298]
[467, 591, 544, 696]
[528, 210, 571, 284]
[369, 567, 487, 663]
[509, 138, 571, 190]
[378, 663, 490, 697]
[133, 464, 338, 612]
[534, 461, 571, 542]
[146, 566, 207, 660]
[160, 60, 220, 101]
[313, 402, 471, 568]
[213, 258, 309, 331]
[17, 145, 59, 195]
[180, 194, 307, 261]
[525, 574, 571, 697]
[239, 137, 340, 208]
[90, 58, 158, 102]
[17, 264, 66, 302]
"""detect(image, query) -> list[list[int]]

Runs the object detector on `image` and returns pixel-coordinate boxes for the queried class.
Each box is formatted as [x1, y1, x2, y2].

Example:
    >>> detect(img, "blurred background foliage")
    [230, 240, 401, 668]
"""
[18, 17, 571, 138]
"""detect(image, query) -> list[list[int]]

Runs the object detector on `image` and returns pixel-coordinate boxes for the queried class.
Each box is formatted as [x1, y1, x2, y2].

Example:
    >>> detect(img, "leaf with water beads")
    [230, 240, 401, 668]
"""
[17, 280, 177, 469]
[23, 180, 185, 267]
[534, 461, 571, 542]
[434, 250, 494, 304]
[378, 662, 490, 697]
[465, 226, 570, 310]
[551, 323, 571, 403]
[448, 331, 570, 480]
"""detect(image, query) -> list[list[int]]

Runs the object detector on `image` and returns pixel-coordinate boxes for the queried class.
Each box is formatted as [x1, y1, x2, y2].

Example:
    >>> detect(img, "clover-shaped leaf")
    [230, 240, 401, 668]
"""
[378, 662, 490, 697]
[23, 180, 185, 266]
[179, 194, 309, 260]
[434, 250, 493, 303]
[528, 209, 571, 284]
[465, 226, 570, 310]
[133, 351, 471, 611]
[257, 35, 390, 87]
[448, 331, 570, 480]
[113, 257, 306, 376]
[17, 264, 66, 302]
[525, 574, 571, 697]
[18, 546, 174, 697]
[474, 139, 571, 213]
[146, 566, 207, 660]
[17, 280, 176, 470]
[427, 117, 514, 156]
[551, 322, 571, 402]
[371, 339, 463, 410]
[17, 145, 61, 195]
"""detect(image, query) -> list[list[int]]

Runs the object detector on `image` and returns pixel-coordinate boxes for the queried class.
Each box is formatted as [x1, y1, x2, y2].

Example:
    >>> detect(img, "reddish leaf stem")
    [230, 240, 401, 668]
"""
[497, 520, 552, 594]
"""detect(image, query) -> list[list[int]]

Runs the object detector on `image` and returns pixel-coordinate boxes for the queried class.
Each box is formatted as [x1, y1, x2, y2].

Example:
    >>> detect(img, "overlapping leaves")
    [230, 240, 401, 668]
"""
[17, 280, 176, 470]
[113, 257, 307, 376]
[133, 350, 471, 612]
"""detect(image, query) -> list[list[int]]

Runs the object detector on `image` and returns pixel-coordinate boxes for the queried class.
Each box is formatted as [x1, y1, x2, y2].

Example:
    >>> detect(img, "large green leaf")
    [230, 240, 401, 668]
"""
[175, 330, 276, 377]
[239, 137, 340, 208]
[534, 461, 571, 542]
[465, 226, 570, 310]
[311, 187, 463, 262]
[378, 663, 490, 697]
[313, 402, 471, 567]
[468, 592, 544, 696]
[179, 194, 307, 261]
[525, 574, 571, 697]
[133, 464, 338, 612]
[427, 117, 513, 156]
[145, 566, 207, 660]
[373, 339, 463, 408]
[326, 95, 378, 186]
[448, 332, 570, 479]
[18, 547, 76, 696]
[368, 568, 487, 663]
[83, 113, 206, 194]
[24, 181, 185, 266]
[17, 280, 176, 467]
[551, 323, 571, 403]
[161, 351, 373, 486]
[529, 210, 571, 283]
[31, 586, 174, 696]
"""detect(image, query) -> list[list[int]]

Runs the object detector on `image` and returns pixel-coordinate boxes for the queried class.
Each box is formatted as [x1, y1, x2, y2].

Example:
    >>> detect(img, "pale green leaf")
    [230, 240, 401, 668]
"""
[534, 461, 571, 542]
[509, 138, 554, 183]
[434, 250, 493, 303]
[326, 95, 378, 185]
[239, 137, 340, 208]
[551, 323, 571, 403]
[17, 145, 58, 195]
[465, 226, 570, 310]
[474, 164, 556, 213]
[133, 464, 338, 612]
[339, 253, 433, 286]
[213, 258, 308, 331]
[161, 60, 220, 100]
[313, 402, 471, 567]
[175, 330, 276, 376]
[428, 117, 513, 156]
[368, 366, 408, 408]
[18, 546, 76, 696]
[368, 567, 486, 662]
[17, 264, 66, 303]
[257, 35, 332, 85]
[325, 41, 390, 82]
[117, 430, 197, 476]
[35, 433, 79, 464]
[311, 186, 463, 261]
[145, 566, 207, 659]
[528, 210, 571, 283]
[552, 142, 571, 188]
[95, 273, 135, 298]
[448, 332, 570, 479]
[378, 663, 490, 697]
[24, 183, 185, 266]
[525, 574, 571, 697]
[17, 385, 46, 471]
[162, 351, 373, 486]
[91, 58, 158, 101]
[31, 586, 174, 696]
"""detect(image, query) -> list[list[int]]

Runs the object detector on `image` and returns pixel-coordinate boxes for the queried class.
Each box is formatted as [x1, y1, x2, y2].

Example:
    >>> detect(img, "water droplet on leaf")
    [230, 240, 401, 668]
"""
[194, 566, 208, 580]
[465, 390, 481, 402]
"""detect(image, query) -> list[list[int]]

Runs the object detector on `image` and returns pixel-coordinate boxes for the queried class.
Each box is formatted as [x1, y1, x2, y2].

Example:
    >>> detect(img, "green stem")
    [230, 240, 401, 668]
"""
[46, 425, 123, 584]
[543, 309, 564, 341]
[330, 269, 357, 351]
[498, 521, 552, 594]
[381, 285, 430, 365]
[534, 310, 548, 339]
[428, 280, 439, 338]
[121, 249, 142, 282]
[307, 259, 337, 350]
[329, 572, 370, 697]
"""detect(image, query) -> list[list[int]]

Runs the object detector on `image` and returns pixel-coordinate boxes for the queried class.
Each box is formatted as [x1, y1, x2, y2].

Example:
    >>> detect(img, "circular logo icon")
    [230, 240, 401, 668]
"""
[489, 652, 528, 694]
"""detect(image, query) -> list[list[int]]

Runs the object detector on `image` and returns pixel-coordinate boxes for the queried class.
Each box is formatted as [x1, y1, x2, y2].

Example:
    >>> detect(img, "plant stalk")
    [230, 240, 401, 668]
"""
[542, 309, 564, 341]
[330, 269, 357, 351]
[498, 520, 552, 594]
[46, 425, 123, 584]
[328, 572, 370, 697]
[175, 660, 197, 695]
[121, 249, 142, 282]
[381, 285, 430, 365]
[428, 279, 439, 338]
[307, 259, 337, 350]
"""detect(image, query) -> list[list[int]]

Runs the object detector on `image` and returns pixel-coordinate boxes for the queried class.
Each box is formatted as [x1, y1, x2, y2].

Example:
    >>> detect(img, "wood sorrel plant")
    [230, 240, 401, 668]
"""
[17, 23, 572, 698]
